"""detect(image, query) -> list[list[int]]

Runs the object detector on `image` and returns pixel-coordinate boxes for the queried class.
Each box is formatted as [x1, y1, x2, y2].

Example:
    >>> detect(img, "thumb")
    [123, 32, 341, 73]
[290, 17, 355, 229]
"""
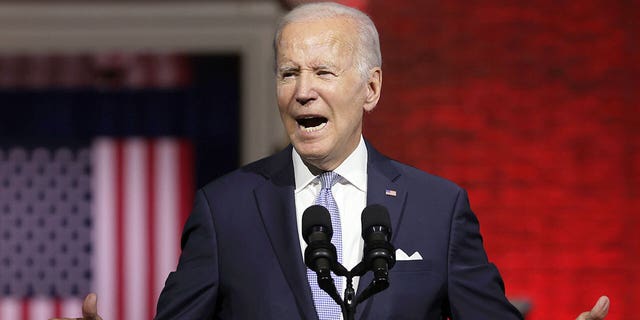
[577, 296, 609, 320]
[589, 296, 610, 319]
[82, 293, 101, 320]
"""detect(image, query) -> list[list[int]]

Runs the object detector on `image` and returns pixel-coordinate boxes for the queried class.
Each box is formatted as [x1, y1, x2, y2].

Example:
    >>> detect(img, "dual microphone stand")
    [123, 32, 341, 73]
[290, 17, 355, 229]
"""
[302, 204, 396, 320]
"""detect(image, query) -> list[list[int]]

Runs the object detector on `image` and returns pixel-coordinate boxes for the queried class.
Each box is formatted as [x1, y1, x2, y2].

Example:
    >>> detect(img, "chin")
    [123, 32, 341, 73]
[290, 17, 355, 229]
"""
[295, 146, 326, 161]
[293, 142, 329, 162]
[292, 135, 326, 151]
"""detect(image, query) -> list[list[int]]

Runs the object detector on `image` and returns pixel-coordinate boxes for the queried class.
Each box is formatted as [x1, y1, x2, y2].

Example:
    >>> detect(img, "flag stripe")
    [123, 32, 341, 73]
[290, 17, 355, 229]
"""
[115, 141, 125, 320]
[0, 298, 20, 320]
[53, 299, 62, 318]
[21, 301, 28, 320]
[123, 140, 149, 320]
[154, 139, 179, 315]
[146, 141, 156, 319]
[30, 298, 53, 320]
[60, 299, 82, 319]
[93, 138, 116, 320]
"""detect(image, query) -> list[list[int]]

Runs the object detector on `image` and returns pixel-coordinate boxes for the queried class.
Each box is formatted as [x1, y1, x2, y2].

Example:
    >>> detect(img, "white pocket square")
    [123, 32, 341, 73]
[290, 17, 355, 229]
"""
[395, 248, 423, 261]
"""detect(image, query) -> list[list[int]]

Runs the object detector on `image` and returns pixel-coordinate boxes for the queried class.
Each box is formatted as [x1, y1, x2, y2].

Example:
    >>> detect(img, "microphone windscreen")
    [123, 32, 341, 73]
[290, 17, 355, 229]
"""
[361, 204, 391, 233]
[302, 205, 332, 239]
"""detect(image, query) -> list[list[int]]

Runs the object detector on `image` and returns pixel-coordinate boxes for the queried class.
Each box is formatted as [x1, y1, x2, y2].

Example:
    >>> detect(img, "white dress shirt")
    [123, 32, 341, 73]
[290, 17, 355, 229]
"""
[293, 136, 367, 305]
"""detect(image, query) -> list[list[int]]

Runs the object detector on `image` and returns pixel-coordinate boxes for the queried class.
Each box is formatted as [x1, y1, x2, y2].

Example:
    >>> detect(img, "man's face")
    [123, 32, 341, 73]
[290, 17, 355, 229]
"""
[276, 17, 381, 171]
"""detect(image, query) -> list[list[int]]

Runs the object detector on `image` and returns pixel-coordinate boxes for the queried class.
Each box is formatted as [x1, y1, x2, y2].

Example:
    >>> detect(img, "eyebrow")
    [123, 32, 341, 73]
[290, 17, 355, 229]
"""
[277, 63, 338, 74]
[277, 65, 299, 74]
[310, 61, 337, 70]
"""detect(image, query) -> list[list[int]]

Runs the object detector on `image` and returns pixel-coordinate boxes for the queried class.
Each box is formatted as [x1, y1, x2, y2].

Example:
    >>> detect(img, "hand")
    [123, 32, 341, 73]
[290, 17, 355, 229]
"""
[49, 293, 103, 320]
[575, 296, 609, 320]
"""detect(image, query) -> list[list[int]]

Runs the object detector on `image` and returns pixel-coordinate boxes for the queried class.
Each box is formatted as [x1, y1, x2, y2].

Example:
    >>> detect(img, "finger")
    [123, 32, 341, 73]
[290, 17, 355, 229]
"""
[82, 293, 101, 320]
[576, 311, 591, 320]
[589, 296, 610, 319]
[576, 296, 610, 320]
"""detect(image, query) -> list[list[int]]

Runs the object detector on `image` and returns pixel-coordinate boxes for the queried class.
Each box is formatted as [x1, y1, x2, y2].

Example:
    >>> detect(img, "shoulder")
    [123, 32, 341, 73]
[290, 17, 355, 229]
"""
[200, 145, 293, 195]
[366, 141, 463, 197]
[392, 160, 462, 194]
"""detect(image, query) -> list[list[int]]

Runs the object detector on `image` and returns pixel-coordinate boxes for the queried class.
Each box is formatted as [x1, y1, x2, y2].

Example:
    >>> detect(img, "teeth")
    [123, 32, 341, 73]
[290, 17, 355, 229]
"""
[300, 121, 327, 132]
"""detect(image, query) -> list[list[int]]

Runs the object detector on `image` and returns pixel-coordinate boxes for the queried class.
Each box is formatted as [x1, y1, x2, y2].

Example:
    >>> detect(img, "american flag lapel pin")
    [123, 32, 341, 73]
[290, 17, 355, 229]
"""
[385, 189, 397, 197]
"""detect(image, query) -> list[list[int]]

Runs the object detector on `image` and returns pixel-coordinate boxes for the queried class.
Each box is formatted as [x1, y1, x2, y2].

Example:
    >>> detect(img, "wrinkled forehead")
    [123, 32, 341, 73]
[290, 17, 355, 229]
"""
[276, 17, 358, 62]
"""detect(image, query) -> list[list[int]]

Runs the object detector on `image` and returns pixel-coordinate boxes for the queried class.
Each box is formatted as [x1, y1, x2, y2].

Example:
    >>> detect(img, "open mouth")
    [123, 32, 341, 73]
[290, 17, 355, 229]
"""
[296, 116, 328, 132]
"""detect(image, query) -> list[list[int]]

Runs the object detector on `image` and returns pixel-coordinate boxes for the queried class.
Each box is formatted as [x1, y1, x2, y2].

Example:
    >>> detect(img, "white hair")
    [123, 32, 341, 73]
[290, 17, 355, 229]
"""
[274, 2, 382, 79]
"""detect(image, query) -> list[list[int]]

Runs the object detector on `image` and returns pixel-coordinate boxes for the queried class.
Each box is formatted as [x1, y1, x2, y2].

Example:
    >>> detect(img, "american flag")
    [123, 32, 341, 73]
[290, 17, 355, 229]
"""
[0, 138, 194, 320]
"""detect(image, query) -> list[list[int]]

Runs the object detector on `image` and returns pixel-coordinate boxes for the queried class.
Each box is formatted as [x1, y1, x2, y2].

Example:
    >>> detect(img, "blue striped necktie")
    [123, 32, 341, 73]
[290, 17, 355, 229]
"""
[307, 171, 343, 319]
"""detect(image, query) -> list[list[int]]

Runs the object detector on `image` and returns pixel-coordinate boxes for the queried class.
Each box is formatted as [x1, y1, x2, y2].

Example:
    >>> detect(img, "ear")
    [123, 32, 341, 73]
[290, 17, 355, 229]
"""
[363, 67, 382, 112]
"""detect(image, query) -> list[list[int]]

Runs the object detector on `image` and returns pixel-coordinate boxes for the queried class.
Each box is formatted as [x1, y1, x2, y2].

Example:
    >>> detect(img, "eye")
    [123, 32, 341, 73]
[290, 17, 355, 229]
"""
[316, 70, 336, 77]
[280, 71, 295, 79]
[278, 67, 298, 80]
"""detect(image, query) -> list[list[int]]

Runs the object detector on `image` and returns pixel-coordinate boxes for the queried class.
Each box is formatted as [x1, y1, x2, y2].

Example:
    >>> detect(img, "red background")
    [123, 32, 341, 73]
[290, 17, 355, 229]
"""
[350, 0, 639, 319]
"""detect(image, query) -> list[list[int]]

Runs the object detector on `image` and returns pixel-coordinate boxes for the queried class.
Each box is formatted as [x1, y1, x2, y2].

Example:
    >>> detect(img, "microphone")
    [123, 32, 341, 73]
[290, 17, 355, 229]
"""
[302, 205, 337, 276]
[361, 204, 396, 283]
[302, 205, 343, 306]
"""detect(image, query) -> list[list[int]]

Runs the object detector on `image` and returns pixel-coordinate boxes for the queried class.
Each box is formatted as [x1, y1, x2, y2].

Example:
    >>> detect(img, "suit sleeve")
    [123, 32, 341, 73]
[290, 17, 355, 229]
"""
[446, 189, 523, 320]
[155, 189, 219, 319]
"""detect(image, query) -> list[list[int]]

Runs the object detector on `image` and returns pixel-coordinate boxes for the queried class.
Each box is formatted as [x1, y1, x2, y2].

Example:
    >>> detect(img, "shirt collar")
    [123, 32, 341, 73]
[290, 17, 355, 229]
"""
[292, 136, 368, 193]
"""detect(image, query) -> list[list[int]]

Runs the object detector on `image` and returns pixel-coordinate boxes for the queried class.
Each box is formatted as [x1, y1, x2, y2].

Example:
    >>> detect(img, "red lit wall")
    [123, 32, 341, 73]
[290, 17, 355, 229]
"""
[364, 1, 639, 319]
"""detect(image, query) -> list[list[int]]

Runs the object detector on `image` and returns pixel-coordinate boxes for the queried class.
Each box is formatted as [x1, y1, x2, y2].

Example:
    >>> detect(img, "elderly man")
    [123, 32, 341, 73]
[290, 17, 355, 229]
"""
[55, 2, 608, 319]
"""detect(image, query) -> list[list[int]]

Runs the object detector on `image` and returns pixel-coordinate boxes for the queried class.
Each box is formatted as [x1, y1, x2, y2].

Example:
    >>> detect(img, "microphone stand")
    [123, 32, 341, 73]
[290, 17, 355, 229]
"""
[313, 261, 390, 320]
[303, 204, 395, 320]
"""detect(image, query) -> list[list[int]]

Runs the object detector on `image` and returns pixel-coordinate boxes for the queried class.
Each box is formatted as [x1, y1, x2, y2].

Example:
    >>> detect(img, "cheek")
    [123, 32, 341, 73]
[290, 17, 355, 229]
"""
[335, 93, 365, 119]
[276, 86, 292, 110]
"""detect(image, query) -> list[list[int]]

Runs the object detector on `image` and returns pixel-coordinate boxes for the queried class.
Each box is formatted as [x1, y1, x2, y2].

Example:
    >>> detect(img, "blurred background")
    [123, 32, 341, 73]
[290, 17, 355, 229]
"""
[0, 0, 637, 319]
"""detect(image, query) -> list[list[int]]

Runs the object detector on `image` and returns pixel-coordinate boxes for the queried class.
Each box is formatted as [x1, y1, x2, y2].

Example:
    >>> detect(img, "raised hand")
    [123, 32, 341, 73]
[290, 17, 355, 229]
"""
[575, 296, 609, 320]
[49, 293, 103, 320]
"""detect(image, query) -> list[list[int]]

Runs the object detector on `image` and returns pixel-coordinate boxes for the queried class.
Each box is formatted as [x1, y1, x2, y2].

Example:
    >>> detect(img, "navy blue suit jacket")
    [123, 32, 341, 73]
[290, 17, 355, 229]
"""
[155, 143, 523, 319]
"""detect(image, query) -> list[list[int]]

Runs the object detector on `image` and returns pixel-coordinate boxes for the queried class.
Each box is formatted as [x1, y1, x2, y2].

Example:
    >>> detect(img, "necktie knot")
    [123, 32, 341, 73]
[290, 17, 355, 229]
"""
[318, 171, 339, 190]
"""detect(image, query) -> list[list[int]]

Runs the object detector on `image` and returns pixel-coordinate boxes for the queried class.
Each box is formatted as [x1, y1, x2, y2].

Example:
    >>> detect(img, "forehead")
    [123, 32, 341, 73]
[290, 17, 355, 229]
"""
[277, 17, 357, 64]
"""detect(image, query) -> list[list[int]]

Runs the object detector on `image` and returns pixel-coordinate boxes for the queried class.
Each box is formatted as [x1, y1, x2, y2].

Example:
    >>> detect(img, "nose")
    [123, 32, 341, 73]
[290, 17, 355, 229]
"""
[294, 72, 317, 106]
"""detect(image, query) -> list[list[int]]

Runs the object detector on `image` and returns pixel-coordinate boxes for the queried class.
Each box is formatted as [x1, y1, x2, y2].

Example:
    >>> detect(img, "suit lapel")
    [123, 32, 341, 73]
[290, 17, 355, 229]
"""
[365, 145, 405, 244]
[254, 147, 318, 320]
[357, 143, 407, 319]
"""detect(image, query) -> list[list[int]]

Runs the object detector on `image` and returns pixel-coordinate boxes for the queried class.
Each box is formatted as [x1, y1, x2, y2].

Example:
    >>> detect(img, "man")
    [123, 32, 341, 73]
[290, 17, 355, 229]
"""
[54, 2, 609, 319]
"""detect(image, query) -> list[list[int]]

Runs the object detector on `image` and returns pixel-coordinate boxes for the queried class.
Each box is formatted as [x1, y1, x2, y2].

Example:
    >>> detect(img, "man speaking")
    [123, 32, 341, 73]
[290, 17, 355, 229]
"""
[54, 2, 609, 319]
